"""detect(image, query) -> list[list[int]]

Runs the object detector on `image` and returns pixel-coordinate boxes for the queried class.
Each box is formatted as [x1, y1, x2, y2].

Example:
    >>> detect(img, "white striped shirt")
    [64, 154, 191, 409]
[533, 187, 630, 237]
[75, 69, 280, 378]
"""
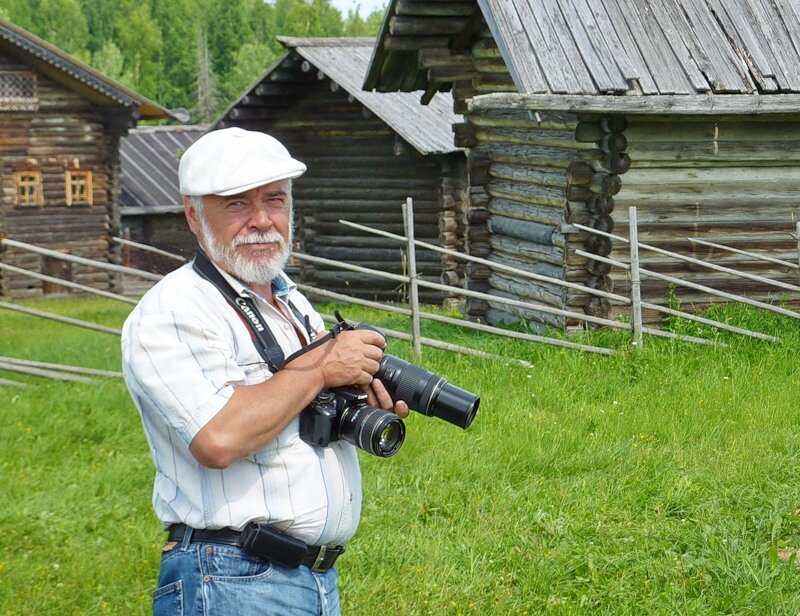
[121, 261, 361, 546]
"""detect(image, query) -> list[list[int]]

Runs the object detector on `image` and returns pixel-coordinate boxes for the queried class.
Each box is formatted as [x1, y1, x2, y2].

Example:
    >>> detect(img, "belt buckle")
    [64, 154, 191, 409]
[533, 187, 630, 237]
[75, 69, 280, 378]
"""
[311, 545, 328, 572]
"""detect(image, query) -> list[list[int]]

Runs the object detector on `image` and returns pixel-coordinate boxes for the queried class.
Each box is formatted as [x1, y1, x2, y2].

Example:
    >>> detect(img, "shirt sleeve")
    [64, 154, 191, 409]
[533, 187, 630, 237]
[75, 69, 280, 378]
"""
[122, 309, 243, 444]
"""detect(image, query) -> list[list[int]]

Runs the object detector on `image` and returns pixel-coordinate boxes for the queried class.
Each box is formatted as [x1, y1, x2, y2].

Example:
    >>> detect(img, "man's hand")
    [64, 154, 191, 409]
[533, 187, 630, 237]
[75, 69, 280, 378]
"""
[362, 378, 410, 418]
[285, 329, 387, 389]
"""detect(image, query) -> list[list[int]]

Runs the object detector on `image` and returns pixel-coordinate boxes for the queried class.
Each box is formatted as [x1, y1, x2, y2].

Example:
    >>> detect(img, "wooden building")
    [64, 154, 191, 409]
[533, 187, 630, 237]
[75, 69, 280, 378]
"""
[120, 125, 206, 274]
[365, 0, 800, 329]
[0, 18, 172, 298]
[216, 37, 466, 304]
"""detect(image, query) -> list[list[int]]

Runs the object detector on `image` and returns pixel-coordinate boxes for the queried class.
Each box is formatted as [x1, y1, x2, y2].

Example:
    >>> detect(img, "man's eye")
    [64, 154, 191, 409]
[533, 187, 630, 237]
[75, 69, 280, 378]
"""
[227, 201, 245, 210]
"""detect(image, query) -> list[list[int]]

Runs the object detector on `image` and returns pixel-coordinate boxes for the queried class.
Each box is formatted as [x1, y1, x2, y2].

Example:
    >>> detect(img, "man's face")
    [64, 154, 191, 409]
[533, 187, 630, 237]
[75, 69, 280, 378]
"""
[184, 179, 293, 286]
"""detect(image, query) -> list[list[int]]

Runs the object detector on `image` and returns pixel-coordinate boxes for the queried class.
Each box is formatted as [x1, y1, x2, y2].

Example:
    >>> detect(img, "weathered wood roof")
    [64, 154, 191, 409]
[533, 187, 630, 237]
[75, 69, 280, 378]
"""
[220, 37, 461, 155]
[0, 18, 173, 119]
[365, 0, 800, 96]
[120, 125, 207, 214]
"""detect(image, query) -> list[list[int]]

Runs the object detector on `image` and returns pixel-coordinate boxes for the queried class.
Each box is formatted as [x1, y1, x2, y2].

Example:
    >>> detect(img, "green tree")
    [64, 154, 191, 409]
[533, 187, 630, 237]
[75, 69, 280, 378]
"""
[113, 8, 163, 100]
[222, 39, 278, 104]
[274, 0, 344, 40]
[343, 7, 385, 36]
[204, 0, 254, 77]
[9, 0, 91, 60]
[90, 40, 134, 85]
[151, 0, 200, 110]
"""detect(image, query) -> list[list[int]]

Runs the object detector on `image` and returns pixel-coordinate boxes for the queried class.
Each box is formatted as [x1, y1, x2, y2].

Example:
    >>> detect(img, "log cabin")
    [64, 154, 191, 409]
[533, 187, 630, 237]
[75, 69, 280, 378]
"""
[119, 125, 205, 281]
[365, 0, 800, 329]
[0, 18, 173, 298]
[216, 37, 467, 305]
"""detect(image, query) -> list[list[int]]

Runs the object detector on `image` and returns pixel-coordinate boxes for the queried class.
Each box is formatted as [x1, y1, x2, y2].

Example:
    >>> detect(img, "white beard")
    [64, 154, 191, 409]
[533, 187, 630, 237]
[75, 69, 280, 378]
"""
[197, 214, 293, 286]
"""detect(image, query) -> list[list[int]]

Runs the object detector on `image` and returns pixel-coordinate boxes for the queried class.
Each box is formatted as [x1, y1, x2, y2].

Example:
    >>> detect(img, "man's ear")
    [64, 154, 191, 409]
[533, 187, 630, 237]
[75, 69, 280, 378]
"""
[183, 196, 200, 236]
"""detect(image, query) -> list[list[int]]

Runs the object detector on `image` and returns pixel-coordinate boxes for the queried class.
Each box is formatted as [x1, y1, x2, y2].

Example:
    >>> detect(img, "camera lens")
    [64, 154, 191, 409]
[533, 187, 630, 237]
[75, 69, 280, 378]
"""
[377, 355, 480, 429]
[339, 403, 406, 457]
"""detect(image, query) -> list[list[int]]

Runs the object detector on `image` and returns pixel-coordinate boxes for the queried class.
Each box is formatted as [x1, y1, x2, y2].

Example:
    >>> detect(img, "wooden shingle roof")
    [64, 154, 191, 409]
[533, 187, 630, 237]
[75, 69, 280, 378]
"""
[0, 18, 173, 119]
[219, 37, 462, 155]
[120, 125, 208, 213]
[365, 0, 800, 96]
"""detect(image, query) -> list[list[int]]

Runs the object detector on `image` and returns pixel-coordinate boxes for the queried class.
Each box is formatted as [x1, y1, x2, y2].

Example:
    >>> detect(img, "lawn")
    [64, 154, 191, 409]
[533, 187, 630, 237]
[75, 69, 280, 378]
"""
[1, 296, 800, 615]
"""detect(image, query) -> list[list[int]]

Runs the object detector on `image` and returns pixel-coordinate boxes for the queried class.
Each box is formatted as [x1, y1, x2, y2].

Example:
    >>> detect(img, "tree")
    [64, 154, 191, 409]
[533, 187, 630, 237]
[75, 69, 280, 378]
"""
[343, 7, 385, 36]
[222, 40, 278, 104]
[151, 0, 200, 110]
[91, 40, 134, 86]
[18, 0, 91, 61]
[112, 9, 163, 101]
[195, 27, 218, 124]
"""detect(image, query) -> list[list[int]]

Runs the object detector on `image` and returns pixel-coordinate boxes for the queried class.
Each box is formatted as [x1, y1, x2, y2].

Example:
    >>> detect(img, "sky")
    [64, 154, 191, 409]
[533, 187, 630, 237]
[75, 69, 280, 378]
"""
[329, 0, 388, 18]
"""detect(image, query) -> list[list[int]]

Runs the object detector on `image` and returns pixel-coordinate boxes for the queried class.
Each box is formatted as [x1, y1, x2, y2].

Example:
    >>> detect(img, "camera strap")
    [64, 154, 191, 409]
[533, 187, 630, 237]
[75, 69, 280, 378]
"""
[192, 248, 288, 372]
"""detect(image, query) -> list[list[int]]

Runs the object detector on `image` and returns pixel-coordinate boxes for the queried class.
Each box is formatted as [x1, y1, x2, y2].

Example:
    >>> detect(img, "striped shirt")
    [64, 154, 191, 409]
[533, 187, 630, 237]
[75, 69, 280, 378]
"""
[121, 261, 361, 546]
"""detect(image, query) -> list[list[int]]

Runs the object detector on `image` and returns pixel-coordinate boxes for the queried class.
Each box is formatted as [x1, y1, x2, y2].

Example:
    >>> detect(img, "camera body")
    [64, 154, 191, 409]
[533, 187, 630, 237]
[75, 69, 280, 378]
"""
[299, 386, 406, 458]
[298, 318, 480, 458]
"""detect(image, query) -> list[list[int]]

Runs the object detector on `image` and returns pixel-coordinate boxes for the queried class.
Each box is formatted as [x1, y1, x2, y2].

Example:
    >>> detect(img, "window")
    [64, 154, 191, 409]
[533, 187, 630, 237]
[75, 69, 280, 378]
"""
[65, 170, 92, 206]
[15, 171, 42, 206]
[0, 71, 38, 111]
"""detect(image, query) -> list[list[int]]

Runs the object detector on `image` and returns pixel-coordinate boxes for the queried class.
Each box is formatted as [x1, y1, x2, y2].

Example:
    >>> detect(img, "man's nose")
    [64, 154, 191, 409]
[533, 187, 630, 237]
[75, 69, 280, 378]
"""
[247, 206, 275, 230]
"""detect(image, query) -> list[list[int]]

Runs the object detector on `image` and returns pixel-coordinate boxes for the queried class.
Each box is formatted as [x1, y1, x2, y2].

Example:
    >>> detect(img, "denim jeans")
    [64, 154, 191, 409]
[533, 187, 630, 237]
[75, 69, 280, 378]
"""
[153, 531, 341, 616]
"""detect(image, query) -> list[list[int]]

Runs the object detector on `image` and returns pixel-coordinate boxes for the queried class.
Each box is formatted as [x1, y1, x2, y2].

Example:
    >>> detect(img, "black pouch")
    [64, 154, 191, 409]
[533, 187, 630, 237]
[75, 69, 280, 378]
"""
[240, 522, 308, 568]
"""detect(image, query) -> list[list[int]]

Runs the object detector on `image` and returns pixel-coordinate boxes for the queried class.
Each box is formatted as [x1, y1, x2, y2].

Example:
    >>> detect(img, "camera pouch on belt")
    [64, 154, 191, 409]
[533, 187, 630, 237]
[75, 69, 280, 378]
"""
[240, 522, 308, 568]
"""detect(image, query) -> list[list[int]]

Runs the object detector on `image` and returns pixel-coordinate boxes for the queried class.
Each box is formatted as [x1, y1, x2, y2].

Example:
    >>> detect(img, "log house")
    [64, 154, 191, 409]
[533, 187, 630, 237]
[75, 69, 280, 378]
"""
[365, 0, 800, 329]
[0, 18, 172, 298]
[119, 125, 206, 281]
[216, 37, 467, 305]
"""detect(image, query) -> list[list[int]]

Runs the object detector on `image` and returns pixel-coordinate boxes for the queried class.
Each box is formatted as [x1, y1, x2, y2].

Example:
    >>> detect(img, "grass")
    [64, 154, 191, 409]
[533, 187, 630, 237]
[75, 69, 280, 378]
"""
[1, 296, 800, 614]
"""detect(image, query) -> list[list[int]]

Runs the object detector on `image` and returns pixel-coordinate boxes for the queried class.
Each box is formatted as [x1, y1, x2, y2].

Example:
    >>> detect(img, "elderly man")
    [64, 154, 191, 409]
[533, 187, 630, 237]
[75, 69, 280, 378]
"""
[122, 127, 407, 616]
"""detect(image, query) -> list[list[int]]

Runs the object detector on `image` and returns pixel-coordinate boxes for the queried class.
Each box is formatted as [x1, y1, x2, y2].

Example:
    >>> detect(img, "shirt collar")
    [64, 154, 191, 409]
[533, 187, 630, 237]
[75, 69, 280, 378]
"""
[207, 260, 296, 300]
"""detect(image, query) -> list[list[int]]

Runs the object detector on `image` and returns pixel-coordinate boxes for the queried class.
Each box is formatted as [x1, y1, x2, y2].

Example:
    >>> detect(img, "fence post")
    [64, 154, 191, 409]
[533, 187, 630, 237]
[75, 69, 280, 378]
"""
[628, 206, 643, 348]
[796, 221, 800, 281]
[403, 197, 422, 359]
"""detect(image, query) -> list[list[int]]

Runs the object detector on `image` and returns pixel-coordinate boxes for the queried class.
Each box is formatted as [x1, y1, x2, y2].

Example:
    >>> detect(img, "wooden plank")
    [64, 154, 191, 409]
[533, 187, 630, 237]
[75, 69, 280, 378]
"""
[646, 0, 712, 92]
[571, 0, 633, 90]
[467, 92, 800, 115]
[537, 0, 599, 92]
[744, 0, 800, 90]
[514, 0, 580, 93]
[706, 0, 779, 91]
[588, 0, 644, 84]
[676, 0, 754, 92]
[480, 0, 550, 92]
[557, 0, 620, 92]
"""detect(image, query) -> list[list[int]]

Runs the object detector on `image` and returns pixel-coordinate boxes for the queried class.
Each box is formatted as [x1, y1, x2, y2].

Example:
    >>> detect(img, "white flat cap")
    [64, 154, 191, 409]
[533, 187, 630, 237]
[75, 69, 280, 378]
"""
[179, 127, 306, 196]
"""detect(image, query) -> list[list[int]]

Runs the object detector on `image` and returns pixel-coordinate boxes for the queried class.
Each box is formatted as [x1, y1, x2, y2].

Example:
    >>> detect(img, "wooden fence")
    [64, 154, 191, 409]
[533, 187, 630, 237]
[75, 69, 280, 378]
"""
[1, 201, 797, 385]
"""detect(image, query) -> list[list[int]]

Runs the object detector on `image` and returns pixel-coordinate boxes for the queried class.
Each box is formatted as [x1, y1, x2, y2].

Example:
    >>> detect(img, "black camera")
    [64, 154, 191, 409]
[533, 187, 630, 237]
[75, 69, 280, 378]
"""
[298, 319, 480, 458]
[300, 386, 406, 458]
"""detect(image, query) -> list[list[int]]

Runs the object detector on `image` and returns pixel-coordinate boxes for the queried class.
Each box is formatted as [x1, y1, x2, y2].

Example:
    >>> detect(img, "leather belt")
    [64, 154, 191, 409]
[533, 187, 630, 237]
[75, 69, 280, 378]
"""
[167, 523, 344, 573]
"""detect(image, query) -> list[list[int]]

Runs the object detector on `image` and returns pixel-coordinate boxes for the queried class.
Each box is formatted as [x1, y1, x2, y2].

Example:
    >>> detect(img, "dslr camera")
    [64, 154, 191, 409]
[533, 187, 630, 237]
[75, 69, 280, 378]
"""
[299, 321, 480, 457]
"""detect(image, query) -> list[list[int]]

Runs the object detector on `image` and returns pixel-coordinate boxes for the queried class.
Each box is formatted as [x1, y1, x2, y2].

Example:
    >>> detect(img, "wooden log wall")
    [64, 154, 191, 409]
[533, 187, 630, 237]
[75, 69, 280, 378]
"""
[220, 53, 467, 304]
[0, 53, 130, 298]
[463, 105, 630, 329]
[611, 116, 800, 322]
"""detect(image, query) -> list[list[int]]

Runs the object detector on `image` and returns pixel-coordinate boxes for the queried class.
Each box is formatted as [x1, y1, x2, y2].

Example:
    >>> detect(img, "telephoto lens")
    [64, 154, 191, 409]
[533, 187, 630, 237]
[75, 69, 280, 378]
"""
[375, 355, 480, 429]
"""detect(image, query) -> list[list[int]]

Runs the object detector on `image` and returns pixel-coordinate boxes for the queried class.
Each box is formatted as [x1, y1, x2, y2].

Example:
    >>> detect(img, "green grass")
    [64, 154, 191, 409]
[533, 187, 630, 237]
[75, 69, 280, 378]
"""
[2, 297, 800, 614]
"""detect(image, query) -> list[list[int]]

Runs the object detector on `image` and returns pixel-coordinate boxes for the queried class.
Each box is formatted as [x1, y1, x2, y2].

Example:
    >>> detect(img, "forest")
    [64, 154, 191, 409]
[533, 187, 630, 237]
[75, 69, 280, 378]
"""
[0, 0, 384, 122]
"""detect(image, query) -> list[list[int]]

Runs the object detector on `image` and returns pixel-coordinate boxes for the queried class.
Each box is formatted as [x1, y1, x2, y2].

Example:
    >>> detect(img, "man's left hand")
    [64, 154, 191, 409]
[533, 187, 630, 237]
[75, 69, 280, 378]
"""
[362, 379, 409, 418]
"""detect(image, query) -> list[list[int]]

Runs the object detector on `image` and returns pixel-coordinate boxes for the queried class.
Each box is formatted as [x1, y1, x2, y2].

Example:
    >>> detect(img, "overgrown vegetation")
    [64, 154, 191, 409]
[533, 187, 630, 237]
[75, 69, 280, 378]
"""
[1, 297, 800, 614]
[0, 0, 385, 121]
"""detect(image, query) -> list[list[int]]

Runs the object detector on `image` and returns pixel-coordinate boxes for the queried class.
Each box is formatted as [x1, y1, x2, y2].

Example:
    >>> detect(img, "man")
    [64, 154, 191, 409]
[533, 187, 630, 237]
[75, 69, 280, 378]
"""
[122, 127, 408, 615]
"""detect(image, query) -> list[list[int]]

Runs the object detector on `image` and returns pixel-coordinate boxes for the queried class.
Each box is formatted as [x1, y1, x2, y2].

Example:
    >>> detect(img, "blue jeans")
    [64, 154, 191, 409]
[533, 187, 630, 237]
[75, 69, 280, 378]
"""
[153, 531, 341, 616]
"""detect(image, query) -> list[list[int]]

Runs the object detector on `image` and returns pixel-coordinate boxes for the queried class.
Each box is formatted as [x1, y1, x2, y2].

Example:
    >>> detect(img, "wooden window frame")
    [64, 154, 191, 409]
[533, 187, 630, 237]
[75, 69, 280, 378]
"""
[65, 169, 93, 206]
[15, 170, 43, 206]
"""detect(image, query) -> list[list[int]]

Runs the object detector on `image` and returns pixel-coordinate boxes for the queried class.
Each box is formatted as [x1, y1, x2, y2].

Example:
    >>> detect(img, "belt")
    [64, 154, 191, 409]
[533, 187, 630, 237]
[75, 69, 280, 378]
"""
[167, 523, 344, 573]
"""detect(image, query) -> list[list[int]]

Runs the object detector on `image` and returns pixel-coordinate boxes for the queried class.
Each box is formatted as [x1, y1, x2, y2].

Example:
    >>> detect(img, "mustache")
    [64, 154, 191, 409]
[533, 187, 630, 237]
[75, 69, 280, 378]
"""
[232, 231, 285, 247]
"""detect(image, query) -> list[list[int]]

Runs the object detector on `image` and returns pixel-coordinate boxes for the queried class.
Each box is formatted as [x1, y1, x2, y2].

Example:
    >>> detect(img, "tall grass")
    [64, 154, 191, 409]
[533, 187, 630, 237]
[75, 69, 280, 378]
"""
[1, 297, 800, 614]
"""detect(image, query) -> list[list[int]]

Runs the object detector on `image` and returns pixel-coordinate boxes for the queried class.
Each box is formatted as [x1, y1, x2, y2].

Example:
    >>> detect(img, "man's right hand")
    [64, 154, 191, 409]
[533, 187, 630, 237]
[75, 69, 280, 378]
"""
[285, 329, 386, 389]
